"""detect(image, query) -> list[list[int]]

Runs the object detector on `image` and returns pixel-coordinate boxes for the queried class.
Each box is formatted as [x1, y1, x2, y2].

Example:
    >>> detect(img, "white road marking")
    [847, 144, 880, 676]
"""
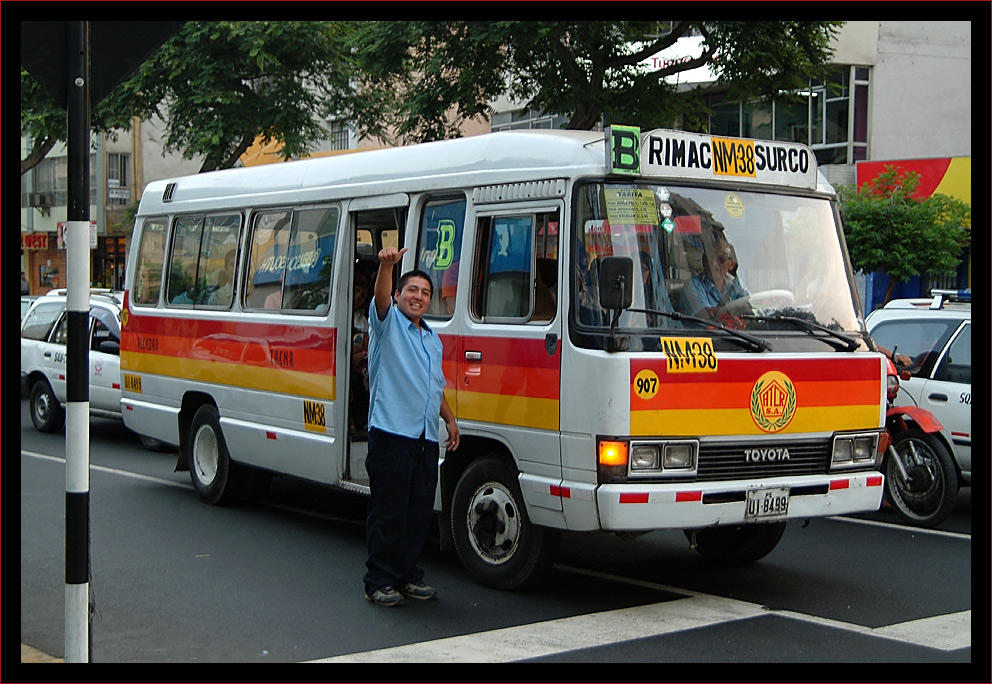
[22, 450, 191, 490]
[833, 513, 972, 541]
[310, 592, 766, 663]
[871, 611, 972, 651]
[310, 566, 971, 663]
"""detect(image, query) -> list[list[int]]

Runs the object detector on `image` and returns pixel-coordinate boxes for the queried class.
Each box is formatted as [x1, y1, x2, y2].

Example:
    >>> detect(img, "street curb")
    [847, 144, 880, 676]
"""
[21, 644, 63, 663]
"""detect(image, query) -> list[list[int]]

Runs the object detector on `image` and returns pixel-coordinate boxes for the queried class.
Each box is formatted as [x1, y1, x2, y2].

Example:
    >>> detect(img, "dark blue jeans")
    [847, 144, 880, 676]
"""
[363, 428, 439, 595]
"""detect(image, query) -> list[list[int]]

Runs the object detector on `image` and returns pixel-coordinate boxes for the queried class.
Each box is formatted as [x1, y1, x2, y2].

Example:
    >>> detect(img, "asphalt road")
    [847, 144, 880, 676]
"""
[20, 402, 975, 667]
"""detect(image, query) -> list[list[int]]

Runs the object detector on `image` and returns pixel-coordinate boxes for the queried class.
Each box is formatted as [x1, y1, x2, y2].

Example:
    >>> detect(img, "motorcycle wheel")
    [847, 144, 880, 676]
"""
[885, 429, 958, 528]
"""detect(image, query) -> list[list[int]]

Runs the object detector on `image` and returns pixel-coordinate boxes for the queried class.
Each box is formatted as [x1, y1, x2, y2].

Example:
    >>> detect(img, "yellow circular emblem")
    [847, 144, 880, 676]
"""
[633, 369, 659, 400]
[750, 371, 796, 432]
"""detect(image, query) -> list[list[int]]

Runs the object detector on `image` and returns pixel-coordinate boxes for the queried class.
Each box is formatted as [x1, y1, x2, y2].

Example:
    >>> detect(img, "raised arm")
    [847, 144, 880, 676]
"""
[374, 246, 407, 321]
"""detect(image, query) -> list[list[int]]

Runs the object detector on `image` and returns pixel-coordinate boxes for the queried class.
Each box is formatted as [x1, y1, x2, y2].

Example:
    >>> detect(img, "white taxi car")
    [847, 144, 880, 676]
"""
[866, 289, 971, 489]
[20, 290, 124, 432]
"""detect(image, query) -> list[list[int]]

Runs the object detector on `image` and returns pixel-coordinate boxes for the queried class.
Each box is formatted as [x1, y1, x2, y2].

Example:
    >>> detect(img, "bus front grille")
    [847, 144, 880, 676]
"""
[696, 440, 830, 482]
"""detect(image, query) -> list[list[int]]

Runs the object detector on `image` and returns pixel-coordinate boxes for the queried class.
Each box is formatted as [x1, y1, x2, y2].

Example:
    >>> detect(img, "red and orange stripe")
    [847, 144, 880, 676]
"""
[630, 357, 884, 436]
[121, 310, 337, 400]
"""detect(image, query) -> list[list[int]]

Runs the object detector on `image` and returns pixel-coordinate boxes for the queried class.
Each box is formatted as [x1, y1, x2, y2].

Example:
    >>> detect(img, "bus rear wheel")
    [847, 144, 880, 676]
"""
[451, 456, 559, 590]
[187, 404, 246, 506]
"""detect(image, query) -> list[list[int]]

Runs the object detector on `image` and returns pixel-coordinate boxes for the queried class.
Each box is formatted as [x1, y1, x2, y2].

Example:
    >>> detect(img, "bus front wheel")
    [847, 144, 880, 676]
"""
[450, 456, 559, 590]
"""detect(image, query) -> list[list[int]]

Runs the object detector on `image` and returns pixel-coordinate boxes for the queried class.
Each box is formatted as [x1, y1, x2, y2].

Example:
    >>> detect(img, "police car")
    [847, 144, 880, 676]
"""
[20, 290, 124, 432]
[866, 290, 972, 491]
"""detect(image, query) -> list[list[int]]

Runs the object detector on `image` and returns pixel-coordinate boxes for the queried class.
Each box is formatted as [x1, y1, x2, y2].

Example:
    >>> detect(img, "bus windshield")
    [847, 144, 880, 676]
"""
[572, 182, 860, 338]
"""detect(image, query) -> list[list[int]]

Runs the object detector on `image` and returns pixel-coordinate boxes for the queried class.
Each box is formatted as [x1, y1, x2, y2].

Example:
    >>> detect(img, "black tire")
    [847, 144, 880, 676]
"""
[450, 456, 559, 590]
[885, 429, 958, 528]
[30, 380, 66, 433]
[685, 522, 787, 565]
[186, 404, 246, 506]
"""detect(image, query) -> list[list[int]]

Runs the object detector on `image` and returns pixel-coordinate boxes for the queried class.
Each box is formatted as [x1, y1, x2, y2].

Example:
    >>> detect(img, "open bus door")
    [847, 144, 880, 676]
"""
[342, 196, 407, 490]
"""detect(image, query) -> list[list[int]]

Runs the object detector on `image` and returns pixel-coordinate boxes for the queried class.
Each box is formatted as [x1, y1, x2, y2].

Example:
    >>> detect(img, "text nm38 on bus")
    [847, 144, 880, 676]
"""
[121, 126, 887, 589]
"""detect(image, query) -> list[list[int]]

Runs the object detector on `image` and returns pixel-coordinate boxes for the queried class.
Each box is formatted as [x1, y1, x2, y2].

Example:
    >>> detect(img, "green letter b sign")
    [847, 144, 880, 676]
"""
[608, 125, 641, 175]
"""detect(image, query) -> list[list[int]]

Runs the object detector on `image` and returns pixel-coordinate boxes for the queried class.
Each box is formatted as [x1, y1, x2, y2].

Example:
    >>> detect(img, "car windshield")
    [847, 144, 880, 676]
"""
[571, 182, 860, 336]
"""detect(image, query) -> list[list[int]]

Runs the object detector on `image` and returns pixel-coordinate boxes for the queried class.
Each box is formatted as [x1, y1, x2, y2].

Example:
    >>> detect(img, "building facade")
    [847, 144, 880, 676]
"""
[20, 120, 202, 294]
[21, 21, 970, 307]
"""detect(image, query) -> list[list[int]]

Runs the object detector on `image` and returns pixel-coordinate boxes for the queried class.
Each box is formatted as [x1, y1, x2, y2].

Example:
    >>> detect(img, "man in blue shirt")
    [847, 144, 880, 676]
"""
[678, 238, 749, 320]
[363, 246, 459, 606]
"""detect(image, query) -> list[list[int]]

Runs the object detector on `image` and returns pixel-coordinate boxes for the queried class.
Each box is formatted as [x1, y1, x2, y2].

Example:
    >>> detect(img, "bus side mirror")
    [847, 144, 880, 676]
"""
[598, 256, 634, 310]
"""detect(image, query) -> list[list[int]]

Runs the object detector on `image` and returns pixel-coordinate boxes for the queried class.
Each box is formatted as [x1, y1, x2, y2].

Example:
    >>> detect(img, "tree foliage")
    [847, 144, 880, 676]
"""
[132, 21, 352, 172]
[839, 166, 971, 304]
[22, 21, 841, 173]
[21, 21, 353, 175]
[344, 21, 843, 142]
[20, 67, 144, 175]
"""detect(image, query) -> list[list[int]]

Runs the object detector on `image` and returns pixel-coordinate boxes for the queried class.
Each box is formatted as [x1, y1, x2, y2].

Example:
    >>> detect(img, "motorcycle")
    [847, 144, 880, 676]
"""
[882, 351, 959, 527]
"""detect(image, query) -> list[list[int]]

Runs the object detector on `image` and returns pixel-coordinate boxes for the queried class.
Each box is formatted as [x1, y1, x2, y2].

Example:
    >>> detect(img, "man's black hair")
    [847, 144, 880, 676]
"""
[396, 269, 434, 298]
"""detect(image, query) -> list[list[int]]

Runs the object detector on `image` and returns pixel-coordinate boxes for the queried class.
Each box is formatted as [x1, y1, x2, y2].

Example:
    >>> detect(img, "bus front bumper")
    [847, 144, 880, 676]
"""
[595, 472, 884, 531]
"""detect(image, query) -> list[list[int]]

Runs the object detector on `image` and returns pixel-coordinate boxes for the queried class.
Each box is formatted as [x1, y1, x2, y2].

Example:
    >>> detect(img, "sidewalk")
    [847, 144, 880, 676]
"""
[21, 644, 63, 663]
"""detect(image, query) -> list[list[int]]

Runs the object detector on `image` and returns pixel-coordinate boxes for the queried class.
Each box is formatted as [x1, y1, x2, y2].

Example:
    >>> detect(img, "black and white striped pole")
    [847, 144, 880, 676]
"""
[65, 20, 93, 663]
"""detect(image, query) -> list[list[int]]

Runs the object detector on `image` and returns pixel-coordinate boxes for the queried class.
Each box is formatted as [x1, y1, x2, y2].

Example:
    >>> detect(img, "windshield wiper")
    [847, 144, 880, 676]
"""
[741, 313, 859, 352]
[627, 307, 771, 352]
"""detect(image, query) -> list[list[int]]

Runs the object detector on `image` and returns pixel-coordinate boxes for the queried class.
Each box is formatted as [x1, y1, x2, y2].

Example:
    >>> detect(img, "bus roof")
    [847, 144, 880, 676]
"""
[137, 128, 828, 216]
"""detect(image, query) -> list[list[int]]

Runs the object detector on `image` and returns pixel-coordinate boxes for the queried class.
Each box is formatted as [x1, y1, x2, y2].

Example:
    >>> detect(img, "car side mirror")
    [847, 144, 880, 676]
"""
[598, 256, 634, 310]
[100, 340, 120, 356]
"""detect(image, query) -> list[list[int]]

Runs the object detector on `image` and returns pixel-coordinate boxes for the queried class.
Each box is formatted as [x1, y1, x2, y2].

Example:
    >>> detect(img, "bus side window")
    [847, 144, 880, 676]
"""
[282, 207, 339, 312]
[199, 214, 241, 308]
[416, 197, 466, 319]
[473, 210, 559, 323]
[132, 218, 167, 306]
[168, 216, 204, 307]
[532, 211, 559, 322]
[166, 213, 242, 307]
[246, 210, 292, 310]
[474, 215, 531, 320]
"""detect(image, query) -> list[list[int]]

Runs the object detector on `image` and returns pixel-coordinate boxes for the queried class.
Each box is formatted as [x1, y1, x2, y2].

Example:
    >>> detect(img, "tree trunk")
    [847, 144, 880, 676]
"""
[199, 134, 258, 173]
[883, 277, 896, 306]
[21, 136, 58, 176]
[566, 104, 601, 131]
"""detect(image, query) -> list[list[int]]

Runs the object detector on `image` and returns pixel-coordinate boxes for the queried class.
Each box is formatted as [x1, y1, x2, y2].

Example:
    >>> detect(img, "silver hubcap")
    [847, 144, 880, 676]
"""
[34, 391, 52, 423]
[192, 424, 219, 486]
[466, 481, 521, 564]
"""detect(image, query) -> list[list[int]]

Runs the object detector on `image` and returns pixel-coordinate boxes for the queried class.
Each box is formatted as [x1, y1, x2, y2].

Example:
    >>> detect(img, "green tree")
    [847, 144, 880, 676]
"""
[21, 21, 353, 175]
[840, 166, 971, 305]
[131, 21, 352, 172]
[345, 21, 843, 142]
[20, 67, 146, 175]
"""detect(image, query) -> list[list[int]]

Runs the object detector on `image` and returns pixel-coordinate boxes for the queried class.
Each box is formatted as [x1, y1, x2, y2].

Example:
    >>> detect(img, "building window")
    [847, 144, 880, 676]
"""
[107, 152, 131, 206]
[328, 120, 350, 151]
[491, 107, 567, 132]
[774, 100, 809, 144]
[705, 65, 869, 166]
[24, 154, 97, 206]
[710, 102, 741, 137]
